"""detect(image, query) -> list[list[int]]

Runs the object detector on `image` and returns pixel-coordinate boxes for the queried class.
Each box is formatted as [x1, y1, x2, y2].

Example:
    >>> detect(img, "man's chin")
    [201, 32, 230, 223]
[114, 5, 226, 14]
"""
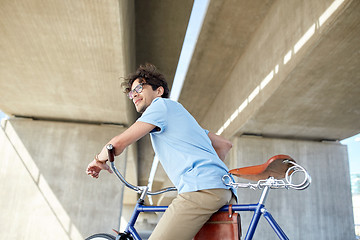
[135, 106, 146, 113]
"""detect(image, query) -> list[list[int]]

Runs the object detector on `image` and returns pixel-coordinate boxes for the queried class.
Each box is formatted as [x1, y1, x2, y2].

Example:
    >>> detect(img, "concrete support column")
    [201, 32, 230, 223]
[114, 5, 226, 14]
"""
[230, 136, 355, 239]
[0, 118, 127, 239]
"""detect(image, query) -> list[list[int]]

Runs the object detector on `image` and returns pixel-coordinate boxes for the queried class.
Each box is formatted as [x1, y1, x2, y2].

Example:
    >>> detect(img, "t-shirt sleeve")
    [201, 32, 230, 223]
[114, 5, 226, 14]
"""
[137, 98, 167, 133]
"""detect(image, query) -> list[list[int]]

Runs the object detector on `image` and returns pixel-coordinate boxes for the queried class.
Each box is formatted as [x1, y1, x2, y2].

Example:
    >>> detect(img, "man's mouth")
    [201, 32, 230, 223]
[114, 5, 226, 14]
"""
[134, 98, 141, 105]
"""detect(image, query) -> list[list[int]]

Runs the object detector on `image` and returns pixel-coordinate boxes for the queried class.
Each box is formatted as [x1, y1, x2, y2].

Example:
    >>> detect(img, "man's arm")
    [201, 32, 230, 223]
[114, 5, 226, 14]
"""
[86, 121, 156, 178]
[208, 132, 232, 161]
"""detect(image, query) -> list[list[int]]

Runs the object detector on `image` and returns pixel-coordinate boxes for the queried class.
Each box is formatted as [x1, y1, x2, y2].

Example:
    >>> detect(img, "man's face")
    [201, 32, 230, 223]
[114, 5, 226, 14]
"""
[130, 78, 162, 113]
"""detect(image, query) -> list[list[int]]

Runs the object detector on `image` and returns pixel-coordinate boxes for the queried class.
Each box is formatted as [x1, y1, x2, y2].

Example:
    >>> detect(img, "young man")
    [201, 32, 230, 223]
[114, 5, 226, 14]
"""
[86, 63, 236, 240]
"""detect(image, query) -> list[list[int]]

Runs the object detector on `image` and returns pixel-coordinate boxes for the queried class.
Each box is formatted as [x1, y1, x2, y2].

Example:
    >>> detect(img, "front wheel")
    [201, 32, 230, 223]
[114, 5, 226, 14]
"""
[85, 233, 115, 240]
[118, 233, 133, 240]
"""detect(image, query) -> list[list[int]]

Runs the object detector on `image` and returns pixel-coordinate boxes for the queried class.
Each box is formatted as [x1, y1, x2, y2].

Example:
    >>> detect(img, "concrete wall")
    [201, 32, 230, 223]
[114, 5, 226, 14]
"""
[230, 136, 355, 239]
[0, 118, 127, 239]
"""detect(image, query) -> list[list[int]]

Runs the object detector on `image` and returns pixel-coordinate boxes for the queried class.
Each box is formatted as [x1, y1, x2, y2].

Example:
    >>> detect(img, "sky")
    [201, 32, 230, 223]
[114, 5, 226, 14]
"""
[170, 0, 209, 101]
[0, 111, 6, 120]
[341, 133, 360, 174]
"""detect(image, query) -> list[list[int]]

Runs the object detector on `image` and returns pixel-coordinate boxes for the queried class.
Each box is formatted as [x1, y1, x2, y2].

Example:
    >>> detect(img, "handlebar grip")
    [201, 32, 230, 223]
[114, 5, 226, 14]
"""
[107, 144, 115, 162]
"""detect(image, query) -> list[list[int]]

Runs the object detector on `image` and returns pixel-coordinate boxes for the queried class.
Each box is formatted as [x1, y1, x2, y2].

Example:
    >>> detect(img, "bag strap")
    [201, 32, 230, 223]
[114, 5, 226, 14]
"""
[228, 204, 233, 218]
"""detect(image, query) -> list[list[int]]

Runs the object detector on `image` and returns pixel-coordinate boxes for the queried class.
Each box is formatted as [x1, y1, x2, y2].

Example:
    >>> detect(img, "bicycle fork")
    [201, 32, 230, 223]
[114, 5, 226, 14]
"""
[122, 187, 169, 240]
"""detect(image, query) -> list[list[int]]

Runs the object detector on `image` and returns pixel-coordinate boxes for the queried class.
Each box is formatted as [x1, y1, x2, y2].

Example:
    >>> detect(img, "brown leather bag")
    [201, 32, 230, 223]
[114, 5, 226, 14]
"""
[193, 205, 241, 240]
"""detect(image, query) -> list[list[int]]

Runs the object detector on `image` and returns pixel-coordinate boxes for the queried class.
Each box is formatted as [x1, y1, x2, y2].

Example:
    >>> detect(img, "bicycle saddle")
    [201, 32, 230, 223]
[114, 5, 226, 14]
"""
[229, 155, 295, 182]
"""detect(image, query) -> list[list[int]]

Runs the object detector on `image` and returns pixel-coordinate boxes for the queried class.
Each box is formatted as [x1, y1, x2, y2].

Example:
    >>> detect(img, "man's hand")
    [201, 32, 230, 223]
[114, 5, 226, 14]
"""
[208, 132, 232, 161]
[86, 159, 113, 178]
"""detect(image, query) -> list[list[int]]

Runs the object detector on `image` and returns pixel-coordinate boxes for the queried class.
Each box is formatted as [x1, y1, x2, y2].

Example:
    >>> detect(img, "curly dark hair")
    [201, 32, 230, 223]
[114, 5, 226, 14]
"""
[122, 63, 170, 98]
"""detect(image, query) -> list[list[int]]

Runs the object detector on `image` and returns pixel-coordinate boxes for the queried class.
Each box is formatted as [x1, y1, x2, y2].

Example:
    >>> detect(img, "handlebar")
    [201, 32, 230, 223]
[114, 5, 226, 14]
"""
[106, 144, 177, 195]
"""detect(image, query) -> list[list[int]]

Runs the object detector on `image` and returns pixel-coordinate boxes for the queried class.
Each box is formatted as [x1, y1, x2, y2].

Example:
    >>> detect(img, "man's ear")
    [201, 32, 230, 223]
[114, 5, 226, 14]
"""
[157, 86, 164, 97]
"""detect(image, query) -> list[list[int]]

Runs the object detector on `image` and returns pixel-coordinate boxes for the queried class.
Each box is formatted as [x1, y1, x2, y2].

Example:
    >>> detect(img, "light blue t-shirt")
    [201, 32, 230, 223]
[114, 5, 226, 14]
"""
[137, 97, 234, 194]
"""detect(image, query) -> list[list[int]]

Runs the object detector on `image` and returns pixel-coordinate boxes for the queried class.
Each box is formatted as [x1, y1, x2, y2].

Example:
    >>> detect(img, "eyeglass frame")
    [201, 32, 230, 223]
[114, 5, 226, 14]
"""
[128, 83, 146, 100]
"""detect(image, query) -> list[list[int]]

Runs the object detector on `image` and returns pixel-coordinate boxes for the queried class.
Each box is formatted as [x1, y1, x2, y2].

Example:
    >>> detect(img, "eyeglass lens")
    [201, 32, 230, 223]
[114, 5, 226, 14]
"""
[128, 84, 143, 99]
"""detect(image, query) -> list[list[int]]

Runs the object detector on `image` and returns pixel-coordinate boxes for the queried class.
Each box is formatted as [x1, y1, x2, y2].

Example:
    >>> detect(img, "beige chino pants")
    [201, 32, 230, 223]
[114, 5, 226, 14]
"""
[148, 188, 237, 240]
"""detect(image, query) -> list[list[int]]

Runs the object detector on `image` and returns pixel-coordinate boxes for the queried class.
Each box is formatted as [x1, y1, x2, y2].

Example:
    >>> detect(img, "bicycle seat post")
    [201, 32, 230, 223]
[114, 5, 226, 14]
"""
[258, 177, 274, 205]
[259, 185, 270, 205]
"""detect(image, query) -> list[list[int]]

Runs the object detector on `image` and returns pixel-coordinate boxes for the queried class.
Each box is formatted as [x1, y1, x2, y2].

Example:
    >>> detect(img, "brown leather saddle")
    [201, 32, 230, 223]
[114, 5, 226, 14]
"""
[229, 155, 295, 182]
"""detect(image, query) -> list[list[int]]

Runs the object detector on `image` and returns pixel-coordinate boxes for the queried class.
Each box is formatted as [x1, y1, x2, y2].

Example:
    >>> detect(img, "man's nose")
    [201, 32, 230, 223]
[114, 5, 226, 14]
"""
[133, 91, 139, 98]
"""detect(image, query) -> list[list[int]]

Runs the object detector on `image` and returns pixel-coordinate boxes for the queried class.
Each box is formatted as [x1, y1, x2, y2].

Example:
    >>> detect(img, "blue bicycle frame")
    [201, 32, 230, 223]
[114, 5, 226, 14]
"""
[218, 185, 289, 240]
[122, 185, 288, 240]
[124, 200, 167, 240]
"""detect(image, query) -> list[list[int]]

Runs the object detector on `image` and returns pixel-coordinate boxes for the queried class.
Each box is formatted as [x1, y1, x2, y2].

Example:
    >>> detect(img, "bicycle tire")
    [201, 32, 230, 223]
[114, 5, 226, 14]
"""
[85, 233, 115, 240]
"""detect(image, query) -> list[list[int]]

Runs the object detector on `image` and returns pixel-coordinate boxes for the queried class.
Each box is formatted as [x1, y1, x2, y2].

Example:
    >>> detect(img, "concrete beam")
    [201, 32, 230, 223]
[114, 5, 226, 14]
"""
[180, 0, 360, 141]
[235, 0, 360, 141]
[179, 0, 274, 120]
[134, 0, 193, 90]
[0, 0, 136, 125]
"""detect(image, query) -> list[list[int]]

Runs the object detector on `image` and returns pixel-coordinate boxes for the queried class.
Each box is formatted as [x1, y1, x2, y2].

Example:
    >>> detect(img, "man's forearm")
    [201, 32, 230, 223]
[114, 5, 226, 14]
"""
[95, 121, 156, 161]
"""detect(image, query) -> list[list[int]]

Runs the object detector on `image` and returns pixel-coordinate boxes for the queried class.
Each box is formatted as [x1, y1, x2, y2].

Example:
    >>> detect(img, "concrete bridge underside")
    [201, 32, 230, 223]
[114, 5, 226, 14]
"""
[0, 0, 359, 239]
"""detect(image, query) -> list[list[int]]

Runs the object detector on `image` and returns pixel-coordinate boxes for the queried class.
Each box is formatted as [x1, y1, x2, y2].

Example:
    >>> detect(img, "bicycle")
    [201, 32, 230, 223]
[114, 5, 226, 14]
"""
[86, 144, 311, 240]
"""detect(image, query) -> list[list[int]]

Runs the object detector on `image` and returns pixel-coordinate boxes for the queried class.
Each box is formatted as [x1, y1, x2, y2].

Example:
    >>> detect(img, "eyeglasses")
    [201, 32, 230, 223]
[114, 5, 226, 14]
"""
[128, 83, 144, 99]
